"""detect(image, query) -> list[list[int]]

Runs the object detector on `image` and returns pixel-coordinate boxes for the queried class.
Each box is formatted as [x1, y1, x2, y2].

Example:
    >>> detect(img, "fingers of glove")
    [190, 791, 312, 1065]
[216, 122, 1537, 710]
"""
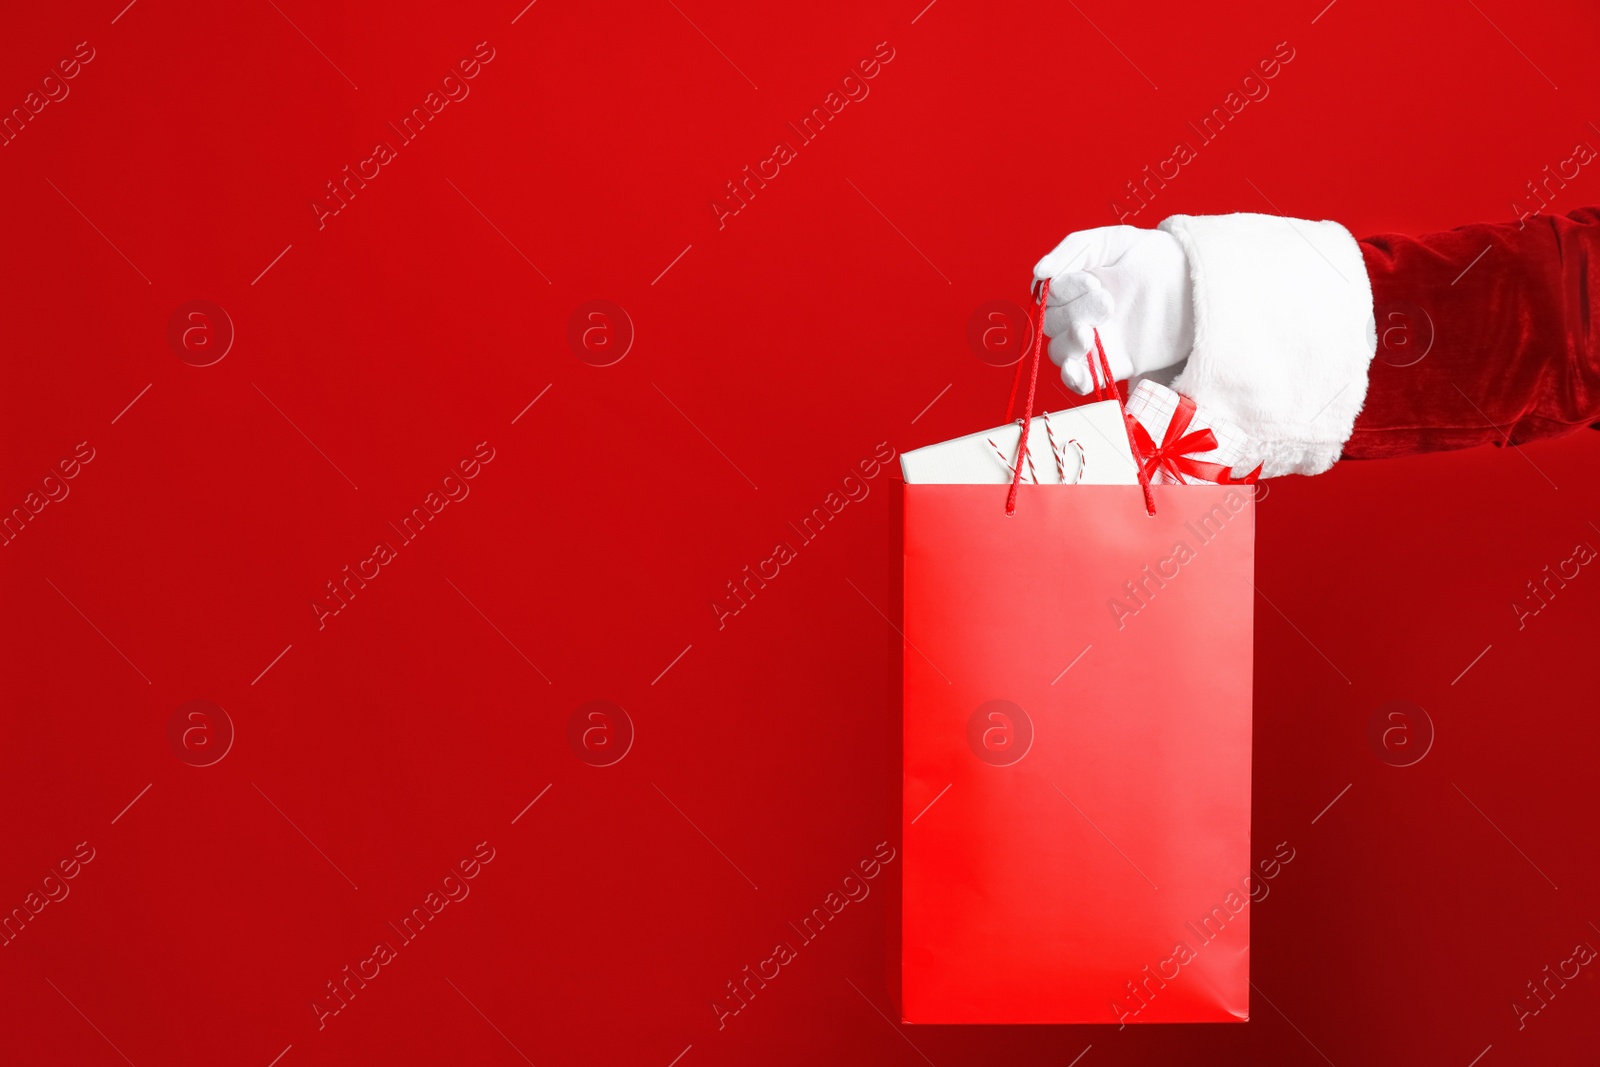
[1052, 325, 1137, 384]
[1032, 232, 1096, 282]
[1058, 354, 1097, 395]
[1043, 269, 1100, 307]
[1042, 292, 1114, 344]
[1049, 328, 1097, 371]
[1046, 315, 1106, 368]
[1041, 273, 1114, 338]
[1032, 225, 1145, 281]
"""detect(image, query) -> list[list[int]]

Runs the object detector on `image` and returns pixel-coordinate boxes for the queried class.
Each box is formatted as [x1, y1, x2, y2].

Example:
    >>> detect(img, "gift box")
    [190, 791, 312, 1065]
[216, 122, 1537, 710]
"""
[899, 402, 1140, 486]
[1124, 380, 1259, 485]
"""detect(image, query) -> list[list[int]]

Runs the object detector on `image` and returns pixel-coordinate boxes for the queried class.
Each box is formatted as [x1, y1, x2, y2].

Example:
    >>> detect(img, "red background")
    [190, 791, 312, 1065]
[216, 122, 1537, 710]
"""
[3, 1, 1598, 1064]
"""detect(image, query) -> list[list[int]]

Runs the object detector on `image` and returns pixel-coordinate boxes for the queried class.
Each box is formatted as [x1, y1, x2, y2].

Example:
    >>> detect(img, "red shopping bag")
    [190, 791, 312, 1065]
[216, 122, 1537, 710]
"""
[898, 297, 1255, 1024]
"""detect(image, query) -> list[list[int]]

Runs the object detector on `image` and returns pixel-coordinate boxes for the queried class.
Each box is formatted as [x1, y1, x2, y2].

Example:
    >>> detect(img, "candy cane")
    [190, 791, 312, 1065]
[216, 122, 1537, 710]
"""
[987, 434, 1036, 483]
[1043, 411, 1066, 482]
[1063, 437, 1086, 484]
[1042, 411, 1087, 484]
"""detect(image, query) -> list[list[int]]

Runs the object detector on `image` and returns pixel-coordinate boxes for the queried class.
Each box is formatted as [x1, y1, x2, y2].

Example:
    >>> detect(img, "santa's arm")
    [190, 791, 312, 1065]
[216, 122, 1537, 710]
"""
[1035, 207, 1600, 475]
[1346, 207, 1600, 459]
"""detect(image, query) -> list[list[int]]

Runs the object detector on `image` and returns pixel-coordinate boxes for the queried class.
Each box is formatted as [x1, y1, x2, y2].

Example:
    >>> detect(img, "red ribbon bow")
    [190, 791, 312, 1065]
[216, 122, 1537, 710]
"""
[1128, 393, 1262, 486]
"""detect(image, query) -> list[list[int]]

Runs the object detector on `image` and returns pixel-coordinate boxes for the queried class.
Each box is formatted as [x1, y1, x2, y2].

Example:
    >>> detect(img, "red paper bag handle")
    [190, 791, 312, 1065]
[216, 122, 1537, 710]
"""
[1003, 283, 1156, 516]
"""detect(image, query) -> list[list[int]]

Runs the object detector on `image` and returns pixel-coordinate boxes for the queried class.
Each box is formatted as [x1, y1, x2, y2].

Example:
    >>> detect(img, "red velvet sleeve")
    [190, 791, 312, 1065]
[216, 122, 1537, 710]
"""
[1344, 206, 1600, 459]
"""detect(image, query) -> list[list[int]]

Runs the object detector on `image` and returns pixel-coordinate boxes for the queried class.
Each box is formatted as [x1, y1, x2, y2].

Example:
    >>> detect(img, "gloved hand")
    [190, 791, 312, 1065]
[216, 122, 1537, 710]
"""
[1031, 225, 1194, 393]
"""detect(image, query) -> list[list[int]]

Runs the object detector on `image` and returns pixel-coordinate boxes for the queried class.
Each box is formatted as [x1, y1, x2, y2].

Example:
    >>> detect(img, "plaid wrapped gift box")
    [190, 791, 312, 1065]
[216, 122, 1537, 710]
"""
[1124, 380, 1260, 485]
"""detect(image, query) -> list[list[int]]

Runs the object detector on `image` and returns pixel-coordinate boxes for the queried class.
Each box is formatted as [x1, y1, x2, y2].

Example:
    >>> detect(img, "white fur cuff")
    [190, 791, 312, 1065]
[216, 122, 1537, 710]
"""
[1158, 212, 1376, 477]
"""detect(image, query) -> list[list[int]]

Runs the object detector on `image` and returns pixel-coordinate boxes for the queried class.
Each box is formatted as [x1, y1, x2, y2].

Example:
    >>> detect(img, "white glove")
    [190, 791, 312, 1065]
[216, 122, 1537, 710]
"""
[1031, 226, 1194, 393]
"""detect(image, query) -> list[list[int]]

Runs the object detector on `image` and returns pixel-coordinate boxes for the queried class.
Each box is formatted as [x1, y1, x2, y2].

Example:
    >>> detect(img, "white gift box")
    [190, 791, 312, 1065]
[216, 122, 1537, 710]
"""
[899, 399, 1140, 485]
[1124, 380, 1256, 484]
